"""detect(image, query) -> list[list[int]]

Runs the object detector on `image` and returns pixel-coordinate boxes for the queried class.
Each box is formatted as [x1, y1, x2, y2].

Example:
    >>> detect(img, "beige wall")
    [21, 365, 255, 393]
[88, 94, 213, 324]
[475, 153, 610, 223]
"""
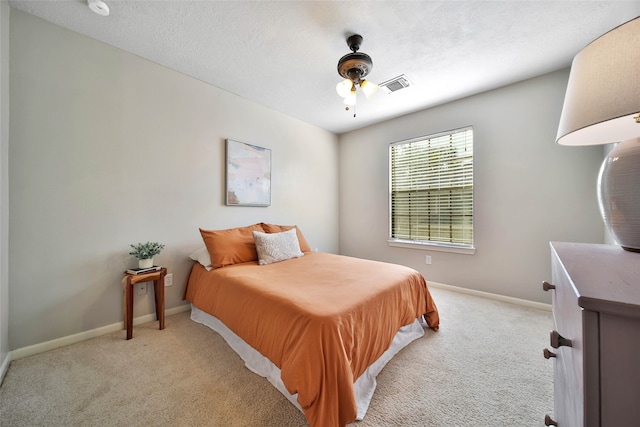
[7, 8, 610, 352]
[1, 0, 10, 372]
[8, 10, 338, 350]
[338, 69, 604, 303]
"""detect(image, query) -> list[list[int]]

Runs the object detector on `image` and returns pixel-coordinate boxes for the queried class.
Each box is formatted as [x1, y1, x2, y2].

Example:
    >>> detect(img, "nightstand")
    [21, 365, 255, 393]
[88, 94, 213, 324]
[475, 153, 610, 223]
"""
[122, 267, 167, 340]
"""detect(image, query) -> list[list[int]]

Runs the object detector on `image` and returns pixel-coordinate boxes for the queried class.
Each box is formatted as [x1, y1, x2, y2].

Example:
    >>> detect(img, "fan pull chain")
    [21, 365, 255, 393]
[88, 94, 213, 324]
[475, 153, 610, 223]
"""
[345, 103, 357, 118]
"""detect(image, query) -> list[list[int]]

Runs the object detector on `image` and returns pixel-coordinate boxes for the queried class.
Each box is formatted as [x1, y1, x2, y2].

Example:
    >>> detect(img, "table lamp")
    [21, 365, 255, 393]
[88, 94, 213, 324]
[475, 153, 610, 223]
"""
[556, 16, 640, 251]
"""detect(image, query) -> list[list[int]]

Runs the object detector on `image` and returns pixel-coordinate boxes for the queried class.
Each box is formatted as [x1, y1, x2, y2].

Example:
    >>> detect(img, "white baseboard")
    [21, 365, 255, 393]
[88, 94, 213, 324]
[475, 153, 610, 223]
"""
[8, 285, 549, 363]
[0, 350, 10, 385]
[427, 281, 552, 312]
[10, 304, 191, 361]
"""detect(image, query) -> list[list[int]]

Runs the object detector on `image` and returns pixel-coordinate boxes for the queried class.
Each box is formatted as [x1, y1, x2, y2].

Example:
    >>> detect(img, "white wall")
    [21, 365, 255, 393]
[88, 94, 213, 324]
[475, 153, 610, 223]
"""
[0, 0, 10, 375]
[9, 10, 338, 350]
[338, 70, 604, 303]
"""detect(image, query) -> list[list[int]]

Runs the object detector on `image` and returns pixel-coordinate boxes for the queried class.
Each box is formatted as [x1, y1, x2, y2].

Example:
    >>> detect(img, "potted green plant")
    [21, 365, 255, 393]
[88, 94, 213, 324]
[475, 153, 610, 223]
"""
[129, 241, 165, 268]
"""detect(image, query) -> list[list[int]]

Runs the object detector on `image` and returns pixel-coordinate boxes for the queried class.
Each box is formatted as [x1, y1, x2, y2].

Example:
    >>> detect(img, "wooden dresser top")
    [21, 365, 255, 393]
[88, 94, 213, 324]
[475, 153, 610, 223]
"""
[551, 242, 640, 318]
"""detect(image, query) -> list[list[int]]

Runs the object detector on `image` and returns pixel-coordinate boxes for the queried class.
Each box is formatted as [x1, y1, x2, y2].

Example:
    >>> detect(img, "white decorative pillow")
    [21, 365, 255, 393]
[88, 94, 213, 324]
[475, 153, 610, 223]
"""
[189, 247, 213, 271]
[253, 228, 304, 265]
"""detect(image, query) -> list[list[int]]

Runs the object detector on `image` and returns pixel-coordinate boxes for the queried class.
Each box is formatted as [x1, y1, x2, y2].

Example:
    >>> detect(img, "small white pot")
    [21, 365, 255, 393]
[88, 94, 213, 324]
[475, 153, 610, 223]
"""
[138, 258, 153, 269]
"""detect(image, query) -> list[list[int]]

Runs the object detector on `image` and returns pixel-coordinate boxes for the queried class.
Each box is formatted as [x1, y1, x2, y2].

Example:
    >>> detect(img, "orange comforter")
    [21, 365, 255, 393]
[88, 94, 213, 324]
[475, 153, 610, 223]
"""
[184, 252, 439, 427]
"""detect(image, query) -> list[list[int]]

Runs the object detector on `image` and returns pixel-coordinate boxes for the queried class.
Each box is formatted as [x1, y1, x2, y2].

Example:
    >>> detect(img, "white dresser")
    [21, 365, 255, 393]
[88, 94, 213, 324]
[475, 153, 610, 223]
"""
[544, 242, 640, 426]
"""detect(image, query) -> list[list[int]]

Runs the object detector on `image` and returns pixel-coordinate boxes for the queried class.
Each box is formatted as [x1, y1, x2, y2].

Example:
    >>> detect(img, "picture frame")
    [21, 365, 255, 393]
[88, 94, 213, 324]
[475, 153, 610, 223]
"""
[225, 139, 271, 206]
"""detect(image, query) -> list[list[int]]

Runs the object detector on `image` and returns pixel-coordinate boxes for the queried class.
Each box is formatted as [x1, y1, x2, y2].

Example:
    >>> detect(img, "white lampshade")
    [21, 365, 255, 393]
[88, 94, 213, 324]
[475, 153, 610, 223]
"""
[556, 17, 640, 146]
[556, 16, 640, 252]
[360, 79, 379, 99]
[336, 79, 353, 98]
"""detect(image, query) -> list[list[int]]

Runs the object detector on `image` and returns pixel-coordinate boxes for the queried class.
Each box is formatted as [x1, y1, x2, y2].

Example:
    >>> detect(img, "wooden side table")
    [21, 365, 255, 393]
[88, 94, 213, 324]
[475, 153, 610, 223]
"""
[122, 267, 167, 340]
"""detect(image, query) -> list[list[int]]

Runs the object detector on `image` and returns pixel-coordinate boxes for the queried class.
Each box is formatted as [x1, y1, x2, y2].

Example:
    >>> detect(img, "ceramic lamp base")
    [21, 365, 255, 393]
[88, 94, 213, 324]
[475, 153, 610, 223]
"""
[598, 137, 640, 252]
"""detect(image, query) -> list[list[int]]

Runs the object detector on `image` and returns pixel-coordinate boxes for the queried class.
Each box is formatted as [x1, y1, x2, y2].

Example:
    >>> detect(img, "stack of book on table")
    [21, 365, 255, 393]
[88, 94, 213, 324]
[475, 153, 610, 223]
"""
[126, 266, 162, 275]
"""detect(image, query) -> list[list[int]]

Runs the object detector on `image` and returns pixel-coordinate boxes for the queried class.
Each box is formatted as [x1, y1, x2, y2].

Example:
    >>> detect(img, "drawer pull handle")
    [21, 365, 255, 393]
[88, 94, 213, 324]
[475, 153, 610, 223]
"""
[550, 330, 572, 349]
[542, 281, 556, 291]
[545, 414, 558, 426]
[543, 348, 557, 359]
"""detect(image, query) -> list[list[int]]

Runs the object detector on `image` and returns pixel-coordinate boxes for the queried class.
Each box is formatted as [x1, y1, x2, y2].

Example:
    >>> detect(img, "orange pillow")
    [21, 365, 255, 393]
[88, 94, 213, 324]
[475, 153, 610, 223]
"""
[199, 223, 265, 268]
[260, 223, 312, 252]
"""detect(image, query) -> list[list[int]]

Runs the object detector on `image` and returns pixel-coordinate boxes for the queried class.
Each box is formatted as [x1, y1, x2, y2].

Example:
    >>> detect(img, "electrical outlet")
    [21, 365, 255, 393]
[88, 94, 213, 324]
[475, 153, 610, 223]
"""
[165, 273, 173, 287]
[425, 255, 432, 265]
[136, 283, 147, 296]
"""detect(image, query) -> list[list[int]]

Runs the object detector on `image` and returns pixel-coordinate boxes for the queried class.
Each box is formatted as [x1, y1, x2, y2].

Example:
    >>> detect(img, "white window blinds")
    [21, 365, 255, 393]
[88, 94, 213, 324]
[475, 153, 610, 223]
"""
[390, 127, 473, 248]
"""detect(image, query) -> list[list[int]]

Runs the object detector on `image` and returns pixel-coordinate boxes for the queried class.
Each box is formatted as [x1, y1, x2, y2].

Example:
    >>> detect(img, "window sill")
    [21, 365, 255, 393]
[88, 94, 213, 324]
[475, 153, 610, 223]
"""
[387, 239, 476, 255]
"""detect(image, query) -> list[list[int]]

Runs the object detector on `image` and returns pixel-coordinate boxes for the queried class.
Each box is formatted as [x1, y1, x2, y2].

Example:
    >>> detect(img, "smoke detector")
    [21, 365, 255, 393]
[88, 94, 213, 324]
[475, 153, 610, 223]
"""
[88, 0, 109, 17]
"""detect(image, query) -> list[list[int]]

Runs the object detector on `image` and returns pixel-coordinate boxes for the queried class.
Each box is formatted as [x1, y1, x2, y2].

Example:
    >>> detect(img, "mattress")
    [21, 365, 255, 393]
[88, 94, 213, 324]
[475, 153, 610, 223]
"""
[184, 252, 439, 426]
[190, 304, 426, 420]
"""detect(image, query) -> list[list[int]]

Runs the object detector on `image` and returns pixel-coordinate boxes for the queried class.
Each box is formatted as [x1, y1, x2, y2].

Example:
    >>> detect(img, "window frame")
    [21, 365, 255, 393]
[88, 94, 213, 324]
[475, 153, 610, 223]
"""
[388, 127, 475, 255]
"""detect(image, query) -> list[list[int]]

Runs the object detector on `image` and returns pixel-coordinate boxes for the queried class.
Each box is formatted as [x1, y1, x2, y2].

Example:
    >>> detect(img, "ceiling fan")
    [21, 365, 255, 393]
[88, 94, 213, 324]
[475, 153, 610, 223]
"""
[336, 34, 378, 116]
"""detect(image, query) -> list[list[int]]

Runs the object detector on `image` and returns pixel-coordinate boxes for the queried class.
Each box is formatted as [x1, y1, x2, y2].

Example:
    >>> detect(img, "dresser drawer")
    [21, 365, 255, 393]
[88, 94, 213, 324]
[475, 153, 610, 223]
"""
[550, 253, 586, 427]
[599, 312, 640, 425]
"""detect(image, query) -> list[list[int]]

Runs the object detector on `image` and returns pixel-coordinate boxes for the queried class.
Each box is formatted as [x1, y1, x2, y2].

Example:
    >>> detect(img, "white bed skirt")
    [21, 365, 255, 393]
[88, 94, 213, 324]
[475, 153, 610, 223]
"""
[190, 304, 425, 420]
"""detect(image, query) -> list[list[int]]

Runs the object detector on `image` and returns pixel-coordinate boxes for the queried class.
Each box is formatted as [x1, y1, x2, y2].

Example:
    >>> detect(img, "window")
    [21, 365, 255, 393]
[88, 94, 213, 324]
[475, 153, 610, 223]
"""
[389, 127, 474, 252]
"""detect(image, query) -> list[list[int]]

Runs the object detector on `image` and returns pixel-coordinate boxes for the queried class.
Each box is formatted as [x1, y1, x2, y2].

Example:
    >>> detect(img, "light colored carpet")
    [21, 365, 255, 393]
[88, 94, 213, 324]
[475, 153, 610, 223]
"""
[0, 287, 553, 426]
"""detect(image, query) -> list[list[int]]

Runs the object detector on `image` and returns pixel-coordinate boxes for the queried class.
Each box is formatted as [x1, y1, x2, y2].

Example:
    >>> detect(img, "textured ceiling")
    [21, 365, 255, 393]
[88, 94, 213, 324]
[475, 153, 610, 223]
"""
[8, 1, 640, 134]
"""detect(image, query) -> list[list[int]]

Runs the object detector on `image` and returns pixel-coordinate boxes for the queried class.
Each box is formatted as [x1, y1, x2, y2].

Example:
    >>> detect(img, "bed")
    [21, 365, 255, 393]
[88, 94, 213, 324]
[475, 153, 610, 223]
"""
[183, 223, 439, 427]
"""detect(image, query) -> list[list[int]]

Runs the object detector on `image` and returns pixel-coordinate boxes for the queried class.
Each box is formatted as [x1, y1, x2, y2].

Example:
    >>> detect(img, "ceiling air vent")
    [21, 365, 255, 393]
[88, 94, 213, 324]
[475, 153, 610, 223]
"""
[379, 74, 412, 93]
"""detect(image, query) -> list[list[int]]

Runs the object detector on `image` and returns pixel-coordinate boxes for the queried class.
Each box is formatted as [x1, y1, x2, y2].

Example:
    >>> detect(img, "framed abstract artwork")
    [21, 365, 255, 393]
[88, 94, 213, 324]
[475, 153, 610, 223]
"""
[225, 139, 271, 206]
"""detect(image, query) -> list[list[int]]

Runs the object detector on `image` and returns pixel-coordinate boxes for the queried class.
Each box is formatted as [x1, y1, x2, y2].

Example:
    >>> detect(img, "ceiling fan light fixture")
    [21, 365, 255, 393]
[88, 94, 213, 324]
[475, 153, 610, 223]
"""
[336, 79, 353, 98]
[336, 34, 377, 113]
[337, 52, 373, 82]
[343, 89, 357, 106]
[360, 79, 378, 99]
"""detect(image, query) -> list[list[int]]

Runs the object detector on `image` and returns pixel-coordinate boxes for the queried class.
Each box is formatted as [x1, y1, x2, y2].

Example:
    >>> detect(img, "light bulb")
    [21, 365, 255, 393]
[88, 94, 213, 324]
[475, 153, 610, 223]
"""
[336, 79, 353, 98]
[343, 90, 357, 106]
[360, 80, 379, 99]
